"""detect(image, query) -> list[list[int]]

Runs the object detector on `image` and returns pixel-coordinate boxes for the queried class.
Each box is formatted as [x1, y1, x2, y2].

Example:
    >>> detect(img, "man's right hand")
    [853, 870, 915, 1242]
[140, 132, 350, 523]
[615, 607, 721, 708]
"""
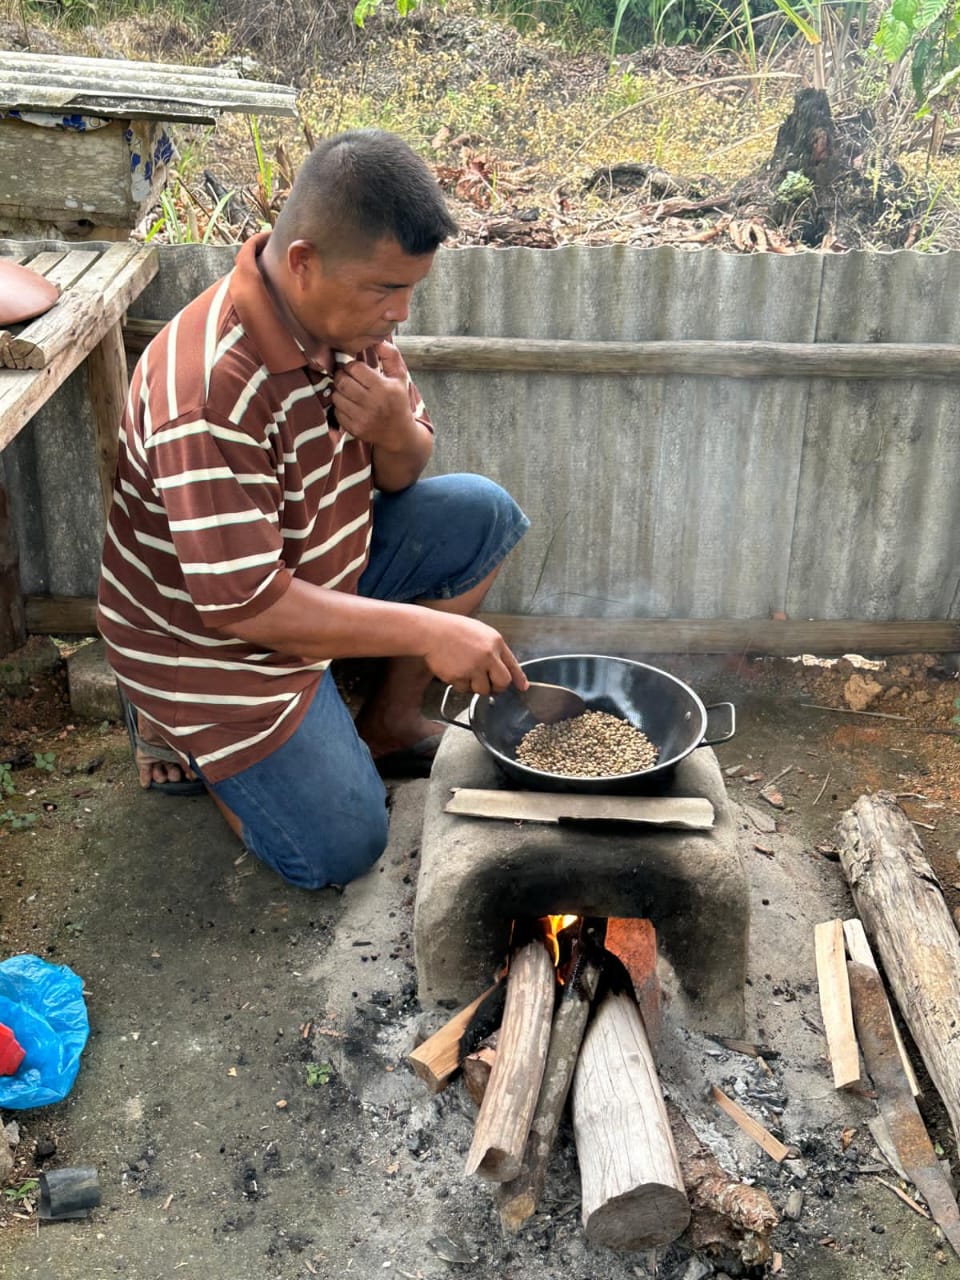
[422, 613, 527, 697]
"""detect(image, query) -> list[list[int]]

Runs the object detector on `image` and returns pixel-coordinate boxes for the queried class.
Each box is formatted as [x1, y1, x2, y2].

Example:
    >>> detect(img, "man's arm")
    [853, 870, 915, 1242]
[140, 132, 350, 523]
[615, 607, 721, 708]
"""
[218, 577, 525, 696]
[331, 340, 432, 491]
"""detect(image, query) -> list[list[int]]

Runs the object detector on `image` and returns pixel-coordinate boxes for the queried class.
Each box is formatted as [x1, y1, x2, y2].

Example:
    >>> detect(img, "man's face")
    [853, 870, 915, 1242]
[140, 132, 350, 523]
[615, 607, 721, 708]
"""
[291, 236, 435, 355]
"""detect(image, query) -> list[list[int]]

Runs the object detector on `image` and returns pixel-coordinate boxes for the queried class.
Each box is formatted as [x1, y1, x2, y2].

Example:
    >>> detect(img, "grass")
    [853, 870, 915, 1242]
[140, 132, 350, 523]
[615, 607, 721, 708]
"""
[3, 0, 960, 247]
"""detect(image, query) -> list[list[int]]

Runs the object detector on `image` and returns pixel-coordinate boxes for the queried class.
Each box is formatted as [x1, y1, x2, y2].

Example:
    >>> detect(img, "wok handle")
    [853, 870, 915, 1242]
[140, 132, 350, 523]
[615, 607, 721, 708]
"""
[702, 702, 736, 746]
[439, 684, 476, 730]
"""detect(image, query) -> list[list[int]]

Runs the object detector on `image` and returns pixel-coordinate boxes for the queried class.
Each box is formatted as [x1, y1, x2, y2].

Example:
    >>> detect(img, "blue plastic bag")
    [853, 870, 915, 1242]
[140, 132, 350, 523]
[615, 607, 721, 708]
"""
[0, 955, 89, 1108]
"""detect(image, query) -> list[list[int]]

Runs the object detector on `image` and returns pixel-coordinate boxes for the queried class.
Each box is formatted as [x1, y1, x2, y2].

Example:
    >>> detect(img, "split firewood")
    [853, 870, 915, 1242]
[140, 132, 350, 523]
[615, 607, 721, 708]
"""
[407, 984, 499, 1093]
[572, 985, 690, 1250]
[497, 921, 605, 1232]
[842, 918, 920, 1096]
[603, 917, 660, 1044]
[837, 792, 960, 1154]
[814, 919, 861, 1088]
[666, 1100, 777, 1260]
[462, 1033, 498, 1108]
[465, 933, 556, 1181]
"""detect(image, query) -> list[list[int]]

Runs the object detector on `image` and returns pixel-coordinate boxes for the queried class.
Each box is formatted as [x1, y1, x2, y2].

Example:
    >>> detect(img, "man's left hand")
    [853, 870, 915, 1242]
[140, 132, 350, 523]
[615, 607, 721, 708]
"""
[331, 341, 418, 449]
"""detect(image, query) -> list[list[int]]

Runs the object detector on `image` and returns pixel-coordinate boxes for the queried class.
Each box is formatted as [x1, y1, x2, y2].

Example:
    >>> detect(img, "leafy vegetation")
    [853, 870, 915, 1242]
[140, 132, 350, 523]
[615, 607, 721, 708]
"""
[3, 0, 959, 248]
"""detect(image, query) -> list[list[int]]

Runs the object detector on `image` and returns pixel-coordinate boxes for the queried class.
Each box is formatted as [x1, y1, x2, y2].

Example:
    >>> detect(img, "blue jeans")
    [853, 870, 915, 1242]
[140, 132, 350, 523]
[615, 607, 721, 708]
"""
[200, 474, 529, 889]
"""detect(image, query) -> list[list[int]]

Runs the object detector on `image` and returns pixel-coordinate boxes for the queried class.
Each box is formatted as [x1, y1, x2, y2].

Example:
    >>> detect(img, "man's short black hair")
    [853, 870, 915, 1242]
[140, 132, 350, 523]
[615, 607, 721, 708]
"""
[273, 129, 458, 260]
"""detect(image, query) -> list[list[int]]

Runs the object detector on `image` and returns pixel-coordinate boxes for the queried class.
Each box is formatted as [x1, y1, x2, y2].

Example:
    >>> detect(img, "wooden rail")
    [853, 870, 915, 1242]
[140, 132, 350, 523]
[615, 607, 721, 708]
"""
[25, 596, 960, 655]
[122, 320, 960, 380]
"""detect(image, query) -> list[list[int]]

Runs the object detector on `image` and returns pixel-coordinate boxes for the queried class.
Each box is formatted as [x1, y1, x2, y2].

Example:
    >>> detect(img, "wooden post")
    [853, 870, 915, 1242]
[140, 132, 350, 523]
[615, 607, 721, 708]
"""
[572, 987, 690, 1250]
[837, 792, 960, 1151]
[86, 317, 128, 519]
[465, 936, 555, 1182]
[0, 486, 26, 656]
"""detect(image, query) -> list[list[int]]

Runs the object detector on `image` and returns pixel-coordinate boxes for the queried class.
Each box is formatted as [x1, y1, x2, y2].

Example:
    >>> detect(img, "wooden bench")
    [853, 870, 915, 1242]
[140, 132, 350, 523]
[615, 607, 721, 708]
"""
[0, 242, 158, 651]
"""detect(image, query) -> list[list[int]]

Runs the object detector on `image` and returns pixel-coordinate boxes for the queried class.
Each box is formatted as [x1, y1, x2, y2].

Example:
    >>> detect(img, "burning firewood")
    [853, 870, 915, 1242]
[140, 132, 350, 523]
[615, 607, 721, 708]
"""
[497, 920, 606, 1232]
[465, 924, 556, 1181]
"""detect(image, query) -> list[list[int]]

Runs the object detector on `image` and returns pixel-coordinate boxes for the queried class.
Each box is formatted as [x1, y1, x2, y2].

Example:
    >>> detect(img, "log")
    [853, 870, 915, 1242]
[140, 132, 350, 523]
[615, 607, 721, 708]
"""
[604, 917, 661, 1045]
[497, 924, 605, 1232]
[837, 792, 960, 1151]
[23, 598, 960, 658]
[407, 984, 498, 1093]
[814, 919, 861, 1089]
[465, 937, 555, 1181]
[572, 987, 690, 1249]
[123, 319, 960, 382]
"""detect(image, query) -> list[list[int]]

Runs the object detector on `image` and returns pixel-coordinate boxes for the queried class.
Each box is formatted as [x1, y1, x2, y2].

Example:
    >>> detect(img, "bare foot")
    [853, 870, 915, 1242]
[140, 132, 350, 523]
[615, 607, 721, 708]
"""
[133, 711, 199, 789]
[354, 712, 445, 760]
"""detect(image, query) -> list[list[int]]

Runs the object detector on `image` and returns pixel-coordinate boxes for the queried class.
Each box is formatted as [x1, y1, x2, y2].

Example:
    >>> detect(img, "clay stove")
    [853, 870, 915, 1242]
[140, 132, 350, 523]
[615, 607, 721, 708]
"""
[414, 723, 750, 1036]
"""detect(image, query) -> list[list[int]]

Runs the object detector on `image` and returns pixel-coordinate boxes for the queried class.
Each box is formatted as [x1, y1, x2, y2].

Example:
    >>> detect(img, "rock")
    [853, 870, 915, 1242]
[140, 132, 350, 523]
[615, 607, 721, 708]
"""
[784, 1189, 804, 1219]
[843, 673, 883, 712]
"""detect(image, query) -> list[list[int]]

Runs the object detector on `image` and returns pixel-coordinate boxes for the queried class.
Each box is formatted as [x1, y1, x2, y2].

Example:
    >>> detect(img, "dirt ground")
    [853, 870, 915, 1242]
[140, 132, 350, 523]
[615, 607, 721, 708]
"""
[0, 644, 959, 1280]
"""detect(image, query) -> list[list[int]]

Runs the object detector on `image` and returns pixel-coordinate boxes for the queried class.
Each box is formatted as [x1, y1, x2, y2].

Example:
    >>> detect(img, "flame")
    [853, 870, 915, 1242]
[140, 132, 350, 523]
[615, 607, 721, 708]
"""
[541, 914, 579, 968]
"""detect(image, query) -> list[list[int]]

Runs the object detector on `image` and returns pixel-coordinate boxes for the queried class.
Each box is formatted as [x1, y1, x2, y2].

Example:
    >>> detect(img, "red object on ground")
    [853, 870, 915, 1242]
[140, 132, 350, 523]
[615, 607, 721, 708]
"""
[0, 1023, 25, 1075]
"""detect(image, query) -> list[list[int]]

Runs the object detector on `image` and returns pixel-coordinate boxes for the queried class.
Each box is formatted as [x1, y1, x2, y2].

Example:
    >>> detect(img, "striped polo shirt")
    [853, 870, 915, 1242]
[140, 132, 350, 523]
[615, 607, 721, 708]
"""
[97, 233, 431, 782]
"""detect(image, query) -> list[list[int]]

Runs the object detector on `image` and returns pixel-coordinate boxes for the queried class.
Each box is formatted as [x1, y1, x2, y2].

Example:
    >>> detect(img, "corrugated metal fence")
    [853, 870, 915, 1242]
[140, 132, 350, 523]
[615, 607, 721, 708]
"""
[4, 240, 960, 624]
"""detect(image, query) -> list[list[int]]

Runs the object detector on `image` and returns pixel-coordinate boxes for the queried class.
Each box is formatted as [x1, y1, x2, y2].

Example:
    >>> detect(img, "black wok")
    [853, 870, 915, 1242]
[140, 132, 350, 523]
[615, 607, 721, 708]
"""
[441, 654, 735, 794]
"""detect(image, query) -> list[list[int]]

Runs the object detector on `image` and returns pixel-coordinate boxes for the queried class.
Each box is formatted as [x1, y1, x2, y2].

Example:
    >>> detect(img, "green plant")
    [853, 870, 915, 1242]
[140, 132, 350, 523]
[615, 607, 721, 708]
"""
[0, 809, 37, 831]
[354, 0, 422, 27]
[34, 750, 56, 773]
[0, 762, 14, 797]
[875, 0, 960, 113]
[953, 695, 960, 725]
[777, 169, 816, 200]
[305, 1061, 333, 1086]
[3, 1178, 38, 1202]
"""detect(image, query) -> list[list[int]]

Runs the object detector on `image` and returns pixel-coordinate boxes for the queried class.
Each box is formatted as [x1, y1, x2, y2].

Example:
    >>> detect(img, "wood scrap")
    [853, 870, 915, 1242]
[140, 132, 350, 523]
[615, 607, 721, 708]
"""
[603, 917, 660, 1044]
[710, 1085, 791, 1162]
[407, 984, 498, 1093]
[462, 1036, 497, 1108]
[814, 919, 861, 1089]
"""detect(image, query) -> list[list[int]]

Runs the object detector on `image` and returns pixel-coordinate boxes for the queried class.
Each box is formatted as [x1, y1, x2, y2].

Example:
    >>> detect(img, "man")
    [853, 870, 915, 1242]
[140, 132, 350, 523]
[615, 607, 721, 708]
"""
[98, 130, 529, 889]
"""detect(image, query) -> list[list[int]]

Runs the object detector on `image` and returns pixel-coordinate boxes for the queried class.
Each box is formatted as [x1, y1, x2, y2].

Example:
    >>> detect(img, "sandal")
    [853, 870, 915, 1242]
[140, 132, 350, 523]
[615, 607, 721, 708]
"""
[118, 685, 206, 797]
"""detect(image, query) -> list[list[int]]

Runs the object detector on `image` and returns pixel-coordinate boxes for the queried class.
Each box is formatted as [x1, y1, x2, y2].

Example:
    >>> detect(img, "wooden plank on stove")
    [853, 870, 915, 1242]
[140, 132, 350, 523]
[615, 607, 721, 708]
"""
[446, 789, 715, 828]
[465, 936, 555, 1182]
[572, 987, 690, 1249]
[814, 919, 862, 1089]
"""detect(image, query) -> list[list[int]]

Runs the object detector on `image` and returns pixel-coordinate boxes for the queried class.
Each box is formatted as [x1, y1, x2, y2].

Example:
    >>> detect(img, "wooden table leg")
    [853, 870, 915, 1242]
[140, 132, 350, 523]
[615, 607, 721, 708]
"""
[0, 486, 26, 656]
[86, 317, 128, 519]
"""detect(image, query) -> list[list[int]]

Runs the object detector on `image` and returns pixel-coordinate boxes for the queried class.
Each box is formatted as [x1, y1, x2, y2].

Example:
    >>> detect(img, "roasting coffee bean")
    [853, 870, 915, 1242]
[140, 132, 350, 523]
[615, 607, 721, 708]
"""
[516, 709, 659, 777]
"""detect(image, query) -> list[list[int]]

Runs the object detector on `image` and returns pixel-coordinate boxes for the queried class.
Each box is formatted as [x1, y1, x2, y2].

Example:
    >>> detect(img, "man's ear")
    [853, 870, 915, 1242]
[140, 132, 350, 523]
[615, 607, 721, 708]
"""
[287, 240, 318, 286]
